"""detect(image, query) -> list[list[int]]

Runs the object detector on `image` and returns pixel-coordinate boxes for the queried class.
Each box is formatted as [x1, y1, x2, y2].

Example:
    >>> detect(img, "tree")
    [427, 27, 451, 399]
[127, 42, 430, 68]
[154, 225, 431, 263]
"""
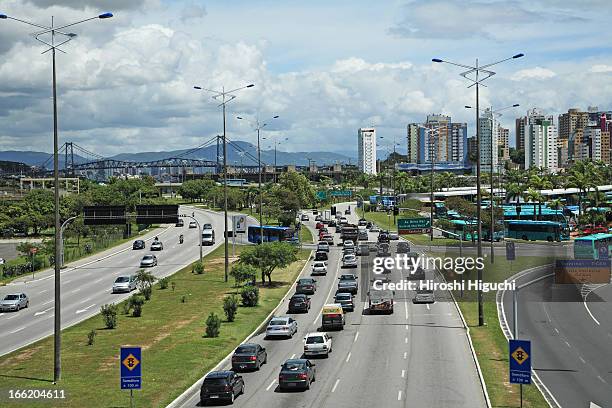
[278, 172, 315, 209]
[504, 182, 523, 204]
[239, 242, 298, 285]
[205, 312, 221, 337]
[230, 264, 257, 286]
[134, 269, 156, 299]
[524, 188, 545, 220]
[178, 180, 204, 202]
[100, 304, 118, 329]
[223, 296, 238, 322]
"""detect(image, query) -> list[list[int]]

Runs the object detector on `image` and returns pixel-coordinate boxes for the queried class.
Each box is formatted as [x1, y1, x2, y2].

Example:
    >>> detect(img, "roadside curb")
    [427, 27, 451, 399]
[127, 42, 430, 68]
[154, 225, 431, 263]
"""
[165, 247, 314, 408]
[496, 264, 561, 408]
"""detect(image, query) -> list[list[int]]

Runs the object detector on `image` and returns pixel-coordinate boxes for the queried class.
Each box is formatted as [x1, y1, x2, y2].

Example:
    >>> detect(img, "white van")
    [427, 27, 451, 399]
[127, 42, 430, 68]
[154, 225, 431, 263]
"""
[202, 229, 215, 245]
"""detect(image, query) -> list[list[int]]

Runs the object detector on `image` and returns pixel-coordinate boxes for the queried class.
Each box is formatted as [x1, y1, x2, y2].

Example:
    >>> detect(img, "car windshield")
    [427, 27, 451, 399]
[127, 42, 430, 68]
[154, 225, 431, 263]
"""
[306, 336, 324, 344]
[417, 290, 434, 295]
[314, 262, 325, 267]
[203, 232, 212, 237]
[282, 361, 306, 371]
[336, 294, 350, 300]
[344, 255, 355, 260]
[143, 255, 153, 260]
[299, 279, 314, 284]
[370, 290, 393, 300]
[235, 345, 256, 353]
[4, 295, 19, 300]
[340, 275, 355, 280]
[270, 319, 287, 326]
[115, 277, 130, 283]
[204, 378, 228, 385]
[291, 295, 306, 300]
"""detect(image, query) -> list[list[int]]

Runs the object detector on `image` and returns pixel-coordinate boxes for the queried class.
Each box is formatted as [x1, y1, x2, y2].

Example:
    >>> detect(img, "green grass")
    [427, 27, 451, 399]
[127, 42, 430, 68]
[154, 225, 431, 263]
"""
[438, 254, 554, 408]
[363, 210, 397, 231]
[0, 245, 310, 408]
[403, 233, 464, 247]
[299, 225, 313, 243]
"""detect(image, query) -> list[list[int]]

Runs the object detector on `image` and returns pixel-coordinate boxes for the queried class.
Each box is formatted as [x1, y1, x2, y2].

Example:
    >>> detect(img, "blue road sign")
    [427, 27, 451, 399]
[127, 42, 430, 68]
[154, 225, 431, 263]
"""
[509, 339, 531, 384]
[505, 242, 516, 261]
[120, 347, 142, 389]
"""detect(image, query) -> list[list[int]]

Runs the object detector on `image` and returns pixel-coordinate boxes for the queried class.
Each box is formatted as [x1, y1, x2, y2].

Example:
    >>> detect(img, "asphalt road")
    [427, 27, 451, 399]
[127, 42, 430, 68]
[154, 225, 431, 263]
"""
[0, 206, 242, 357]
[501, 266, 612, 408]
[177, 203, 486, 408]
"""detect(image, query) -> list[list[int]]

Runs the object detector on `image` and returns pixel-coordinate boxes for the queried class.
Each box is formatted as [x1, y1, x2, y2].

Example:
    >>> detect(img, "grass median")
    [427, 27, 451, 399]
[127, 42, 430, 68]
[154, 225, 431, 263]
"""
[438, 253, 554, 408]
[0, 244, 310, 408]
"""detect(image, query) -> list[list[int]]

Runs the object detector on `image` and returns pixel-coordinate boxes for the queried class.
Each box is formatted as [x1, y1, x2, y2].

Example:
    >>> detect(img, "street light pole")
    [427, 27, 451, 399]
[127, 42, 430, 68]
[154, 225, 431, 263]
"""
[194, 83, 254, 281]
[432, 53, 524, 326]
[1, 10, 114, 383]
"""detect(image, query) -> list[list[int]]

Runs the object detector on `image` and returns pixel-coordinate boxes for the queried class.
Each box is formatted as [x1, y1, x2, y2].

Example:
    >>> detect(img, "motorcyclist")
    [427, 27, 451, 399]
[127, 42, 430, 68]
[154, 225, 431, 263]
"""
[179, 234, 184, 244]
[154, 236, 159, 241]
[192, 211, 195, 217]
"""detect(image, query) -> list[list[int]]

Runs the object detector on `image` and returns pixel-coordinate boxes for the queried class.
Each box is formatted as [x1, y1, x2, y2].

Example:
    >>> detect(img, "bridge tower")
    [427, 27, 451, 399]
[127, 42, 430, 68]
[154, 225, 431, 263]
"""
[64, 142, 75, 177]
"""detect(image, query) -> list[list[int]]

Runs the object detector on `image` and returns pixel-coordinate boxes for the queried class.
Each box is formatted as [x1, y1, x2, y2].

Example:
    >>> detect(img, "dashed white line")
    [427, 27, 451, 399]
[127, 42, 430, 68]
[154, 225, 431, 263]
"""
[37, 289, 48, 295]
[554, 328, 560, 334]
[564, 341, 571, 348]
[290, 353, 296, 359]
[405, 337, 408, 344]
[79, 297, 93, 304]
[597, 375, 605, 384]
[42, 300, 54, 306]
[403, 352, 407, 359]
[94, 278, 104, 284]
[401, 369, 405, 378]
[426, 304, 430, 310]
[331, 378, 340, 393]
[7, 315, 18, 320]
[266, 380, 276, 391]
[405, 324, 409, 330]
[70, 288, 80, 294]
[398, 390, 402, 400]
[346, 352, 351, 363]
[354, 332, 359, 343]
[579, 356, 586, 364]
[10, 327, 25, 334]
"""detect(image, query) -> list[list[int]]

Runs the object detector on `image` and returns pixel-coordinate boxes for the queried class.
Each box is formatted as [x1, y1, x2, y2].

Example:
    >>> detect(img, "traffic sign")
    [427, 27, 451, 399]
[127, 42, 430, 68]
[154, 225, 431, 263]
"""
[233, 215, 247, 233]
[316, 191, 327, 200]
[398, 218, 431, 234]
[330, 190, 352, 197]
[505, 242, 515, 261]
[120, 347, 142, 389]
[509, 339, 531, 384]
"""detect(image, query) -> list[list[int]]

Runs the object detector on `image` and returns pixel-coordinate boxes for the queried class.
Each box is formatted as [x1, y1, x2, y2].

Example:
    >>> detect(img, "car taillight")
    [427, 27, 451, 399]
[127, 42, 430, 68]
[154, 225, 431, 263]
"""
[298, 373, 308, 380]
[250, 356, 257, 361]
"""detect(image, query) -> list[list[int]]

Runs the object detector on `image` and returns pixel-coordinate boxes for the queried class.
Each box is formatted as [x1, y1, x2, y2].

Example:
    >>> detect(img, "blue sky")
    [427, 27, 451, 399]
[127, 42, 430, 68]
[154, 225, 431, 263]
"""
[1, 0, 611, 157]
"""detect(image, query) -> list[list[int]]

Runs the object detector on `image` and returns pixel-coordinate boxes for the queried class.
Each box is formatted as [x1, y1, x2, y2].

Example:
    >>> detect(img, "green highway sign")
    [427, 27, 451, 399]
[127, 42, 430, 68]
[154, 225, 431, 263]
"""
[398, 217, 431, 234]
[331, 190, 352, 197]
[316, 191, 327, 200]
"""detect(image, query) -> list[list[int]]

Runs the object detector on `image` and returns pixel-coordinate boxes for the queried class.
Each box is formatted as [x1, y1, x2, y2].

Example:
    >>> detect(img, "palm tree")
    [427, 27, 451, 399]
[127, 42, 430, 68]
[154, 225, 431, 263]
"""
[524, 188, 545, 220]
[505, 182, 523, 204]
[567, 160, 597, 217]
[547, 198, 562, 211]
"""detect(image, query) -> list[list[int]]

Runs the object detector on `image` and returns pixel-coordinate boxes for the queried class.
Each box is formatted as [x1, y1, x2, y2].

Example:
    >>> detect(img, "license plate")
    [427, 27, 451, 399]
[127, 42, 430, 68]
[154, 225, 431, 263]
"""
[210, 395, 219, 399]
[240, 365, 247, 368]
[288, 383, 296, 387]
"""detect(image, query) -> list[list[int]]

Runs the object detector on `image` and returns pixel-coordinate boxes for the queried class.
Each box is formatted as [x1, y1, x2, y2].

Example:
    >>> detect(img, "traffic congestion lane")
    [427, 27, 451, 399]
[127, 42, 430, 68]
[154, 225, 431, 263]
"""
[0, 206, 227, 356]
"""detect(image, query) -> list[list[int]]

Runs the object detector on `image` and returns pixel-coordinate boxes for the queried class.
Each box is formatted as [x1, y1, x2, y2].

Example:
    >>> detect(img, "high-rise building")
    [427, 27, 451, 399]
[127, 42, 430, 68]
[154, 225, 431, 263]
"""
[479, 109, 499, 172]
[406, 124, 419, 163]
[515, 116, 527, 151]
[406, 114, 467, 166]
[467, 136, 477, 163]
[499, 125, 510, 162]
[358, 128, 377, 174]
[525, 110, 558, 172]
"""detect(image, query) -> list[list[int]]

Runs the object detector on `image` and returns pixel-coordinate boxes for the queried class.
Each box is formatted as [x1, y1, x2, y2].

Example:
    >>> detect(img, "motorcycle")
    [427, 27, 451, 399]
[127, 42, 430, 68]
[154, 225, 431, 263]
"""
[179, 234, 184, 244]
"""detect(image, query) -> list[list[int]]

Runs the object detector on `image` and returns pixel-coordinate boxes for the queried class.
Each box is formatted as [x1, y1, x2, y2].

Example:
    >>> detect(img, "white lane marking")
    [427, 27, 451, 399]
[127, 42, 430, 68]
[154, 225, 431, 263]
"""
[76, 304, 96, 314]
[70, 288, 80, 294]
[266, 380, 276, 391]
[10, 327, 25, 334]
[398, 390, 402, 401]
[583, 297, 601, 326]
[7, 315, 18, 320]
[331, 378, 340, 393]
[42, 300, 53, 306]
[564, 341, 571, 348]
[426, 304, 430, 310]
[401, 369, 405, 378]
[94, 278, 104, 284]
[79, 297, 93, 305]
[345, 352, 351, 363]
[403, 352, 407, 359]
[290, 353, 296, 359]
[579, 356, 586, 364]
[354, 332, 359, 343]
[405, 324, 408, 330]
[597, 375, 605, 384]
[63, 280, 72, 284]
[38, 289, 48, 295]
[405, 337, 408, 344]
[554, 328, 560, 334]
[404, 299, 409, 320]
[34, 307, 53, 316]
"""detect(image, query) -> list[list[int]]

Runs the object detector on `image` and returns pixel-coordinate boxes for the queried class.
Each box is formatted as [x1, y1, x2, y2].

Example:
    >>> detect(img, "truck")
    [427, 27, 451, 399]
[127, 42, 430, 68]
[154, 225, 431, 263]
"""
[321, 304, 345, 330]
[323, 210, 332, 224]
[341, 224, 359, 243]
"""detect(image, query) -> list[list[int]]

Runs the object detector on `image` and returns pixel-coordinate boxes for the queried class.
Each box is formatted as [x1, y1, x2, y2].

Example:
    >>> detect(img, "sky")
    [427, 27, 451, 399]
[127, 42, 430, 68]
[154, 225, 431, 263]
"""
[1, 0, 611, 159]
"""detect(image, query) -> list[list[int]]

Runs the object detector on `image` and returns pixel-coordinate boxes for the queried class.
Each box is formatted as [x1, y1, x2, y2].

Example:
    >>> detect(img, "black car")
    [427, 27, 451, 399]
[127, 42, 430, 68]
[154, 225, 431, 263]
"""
[200, 371, 244, 404]
[296, 278, 317, 295]
[288, 294, 311, 313]
[396, 241, 410, 254]
[314, 251, 328, 261]
[328, 220, 336, 228]
[175, 219, 184, 227]
[334, 291, 354, 312]
[231, 343, 267, 371]
[132, 240, 145, 250]
[278, 359, 316, 391]
[378, 232, 390, 243]
[358, 219, 367, 227]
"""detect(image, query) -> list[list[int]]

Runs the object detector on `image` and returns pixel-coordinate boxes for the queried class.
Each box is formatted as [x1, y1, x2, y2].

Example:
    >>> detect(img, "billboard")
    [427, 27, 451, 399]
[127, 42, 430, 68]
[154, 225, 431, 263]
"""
[136, 205, 179, 224]
[554, 259, 611, 284]
[83, 206, 126, 225]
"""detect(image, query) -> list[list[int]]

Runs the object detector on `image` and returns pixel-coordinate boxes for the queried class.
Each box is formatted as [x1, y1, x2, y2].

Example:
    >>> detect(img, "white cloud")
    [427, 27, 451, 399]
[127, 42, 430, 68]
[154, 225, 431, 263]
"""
[511, 67, 557, 81]
[590, 64, 612, 73]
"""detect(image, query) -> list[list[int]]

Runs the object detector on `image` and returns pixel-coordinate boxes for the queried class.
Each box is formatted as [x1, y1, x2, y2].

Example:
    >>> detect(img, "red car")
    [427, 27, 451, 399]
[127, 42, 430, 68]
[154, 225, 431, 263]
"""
[582, 225, 608, 235]
[316, 222, 324, 229]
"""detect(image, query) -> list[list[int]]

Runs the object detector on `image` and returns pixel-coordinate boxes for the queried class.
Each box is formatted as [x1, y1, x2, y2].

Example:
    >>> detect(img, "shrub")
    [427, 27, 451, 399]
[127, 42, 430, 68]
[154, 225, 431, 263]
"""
[193, 261, 204, 275]
[230, 264, 257, 287]
[142, 285, 152, 301]
[171, 281, 176, 291]
[223, 296, 239, 322]
[240, 285, 259, 307]
[205, 312, 221, 338]
[181, 295, 187, 303]
[122, 302, 130, 315]
[128, 295, 145, 317]
[87, 330, 96, 346]
[100, 304, 118, 329]
[158, 277, 169, 289]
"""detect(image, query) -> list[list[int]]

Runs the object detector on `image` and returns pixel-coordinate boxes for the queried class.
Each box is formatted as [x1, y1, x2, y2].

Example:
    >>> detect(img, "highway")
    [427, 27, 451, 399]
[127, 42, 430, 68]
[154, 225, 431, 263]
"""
[501, 266, 612, 407]
[0, 206, 241, 357]
[176, 203, 487, 408]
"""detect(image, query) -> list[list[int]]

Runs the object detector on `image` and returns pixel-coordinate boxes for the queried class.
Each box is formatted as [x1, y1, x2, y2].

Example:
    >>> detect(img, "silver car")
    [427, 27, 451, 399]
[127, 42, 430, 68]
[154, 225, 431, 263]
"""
[150, 241, 164, 251]
[140, 254, 158, 267]
[112, 275, 137, 293]
[0, 293, 29, 311]
[265, 316, 298, 339]
[413, 290, 435, 304]
[342, 253, 358, 268]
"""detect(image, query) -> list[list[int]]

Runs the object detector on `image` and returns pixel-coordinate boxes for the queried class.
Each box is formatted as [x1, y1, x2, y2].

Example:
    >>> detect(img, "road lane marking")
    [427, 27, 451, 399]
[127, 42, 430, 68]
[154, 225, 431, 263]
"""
[79, 297, 93, 304]
[94, 278, 104, 284]
[70, 289, 80, 294]
[405, 325, 408, 330]
[554, 328, 559, 334]
[579, 356, 586, 364]
[290, 353, 296, 359]
[38, 289, 48, 295]
[398, 390, 402, 401]
[403, 352, 407, 359]
[597, 375, 605, 384]
[42, 300, 53, 306]
[34, 307, 53, 316]
[401, 369, 405, 378]
[76, 304, 96, 314]
[266, 380, 276, 391]
[10, 327, 25, 334]
[583, 297, 601, 326]
[331, 378, 340, 392]
[345, 352, 351, 363]
[404, 299, 409, 320]
[354, 332, 359, 343]
[564, 341, 571, 348]
[7, 315, 18, 320]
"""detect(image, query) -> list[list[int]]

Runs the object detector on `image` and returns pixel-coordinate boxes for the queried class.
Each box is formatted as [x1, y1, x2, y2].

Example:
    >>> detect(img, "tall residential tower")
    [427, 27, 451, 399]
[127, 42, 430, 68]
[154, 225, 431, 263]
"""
[358, 128, 377, 174]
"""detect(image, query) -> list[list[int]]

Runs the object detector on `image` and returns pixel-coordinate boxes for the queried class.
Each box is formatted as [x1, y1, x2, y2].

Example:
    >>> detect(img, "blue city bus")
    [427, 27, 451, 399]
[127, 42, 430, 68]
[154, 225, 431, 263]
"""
[574, 233, 612, 260]
[448, 219, 479, 241]
[247, 225, 295, 244]
[505, 220, 569, 242]
[503, 208, 568, 227]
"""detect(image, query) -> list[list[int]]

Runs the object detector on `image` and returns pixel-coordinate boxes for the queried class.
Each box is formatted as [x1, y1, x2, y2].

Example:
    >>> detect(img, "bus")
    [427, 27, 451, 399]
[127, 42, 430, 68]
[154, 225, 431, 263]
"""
[574, 233, 612, 260]
[247, 225, 295, 244]
[503, 208, 568, 227]
[505, 220, 569, 242]
[448, 219, 479, 241]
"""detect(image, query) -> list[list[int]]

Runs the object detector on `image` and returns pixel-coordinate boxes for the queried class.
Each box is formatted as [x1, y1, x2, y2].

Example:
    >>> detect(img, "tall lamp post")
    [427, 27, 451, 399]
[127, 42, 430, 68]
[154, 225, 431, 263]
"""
[419, 126, 441, 241]
[432, 53, 524, 326]
[236, 114, 279, 244]
[465, 103, 519, 263]
[1, 10, 114, 383]
[194, 83, 254, 281]
[264, 136, 288, 183]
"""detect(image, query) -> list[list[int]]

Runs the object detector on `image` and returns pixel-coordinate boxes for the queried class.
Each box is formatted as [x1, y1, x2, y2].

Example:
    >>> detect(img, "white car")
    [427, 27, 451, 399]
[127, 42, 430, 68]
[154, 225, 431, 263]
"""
[369, 225, 380, 233]
[112, 275, 137, 293]
[343, 240, 355, 249]
[265, 316, 298, 339]
[150, 241, 164, 251]
[0, 293, 29, 311]
[311, 261, 328, 275]
[188, 221, 197, 228]
[316, 241, 329, 252]
[140, 254, 158, 267]
[342, 253, 358, 268]
[303, 332, 333, 358]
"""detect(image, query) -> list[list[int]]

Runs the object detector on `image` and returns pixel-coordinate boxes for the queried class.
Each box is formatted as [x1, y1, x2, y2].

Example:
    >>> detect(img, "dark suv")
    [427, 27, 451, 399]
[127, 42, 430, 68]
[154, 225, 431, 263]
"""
[132, 240, 145, 250]
[200, 371, 244, 404]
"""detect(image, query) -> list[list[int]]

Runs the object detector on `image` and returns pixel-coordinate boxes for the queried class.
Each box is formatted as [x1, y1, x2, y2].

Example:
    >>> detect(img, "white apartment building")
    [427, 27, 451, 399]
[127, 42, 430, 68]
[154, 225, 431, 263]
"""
[358, 128, 377, 174]
[479, 109, 499, 172]
[525, 115, 558, 172]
